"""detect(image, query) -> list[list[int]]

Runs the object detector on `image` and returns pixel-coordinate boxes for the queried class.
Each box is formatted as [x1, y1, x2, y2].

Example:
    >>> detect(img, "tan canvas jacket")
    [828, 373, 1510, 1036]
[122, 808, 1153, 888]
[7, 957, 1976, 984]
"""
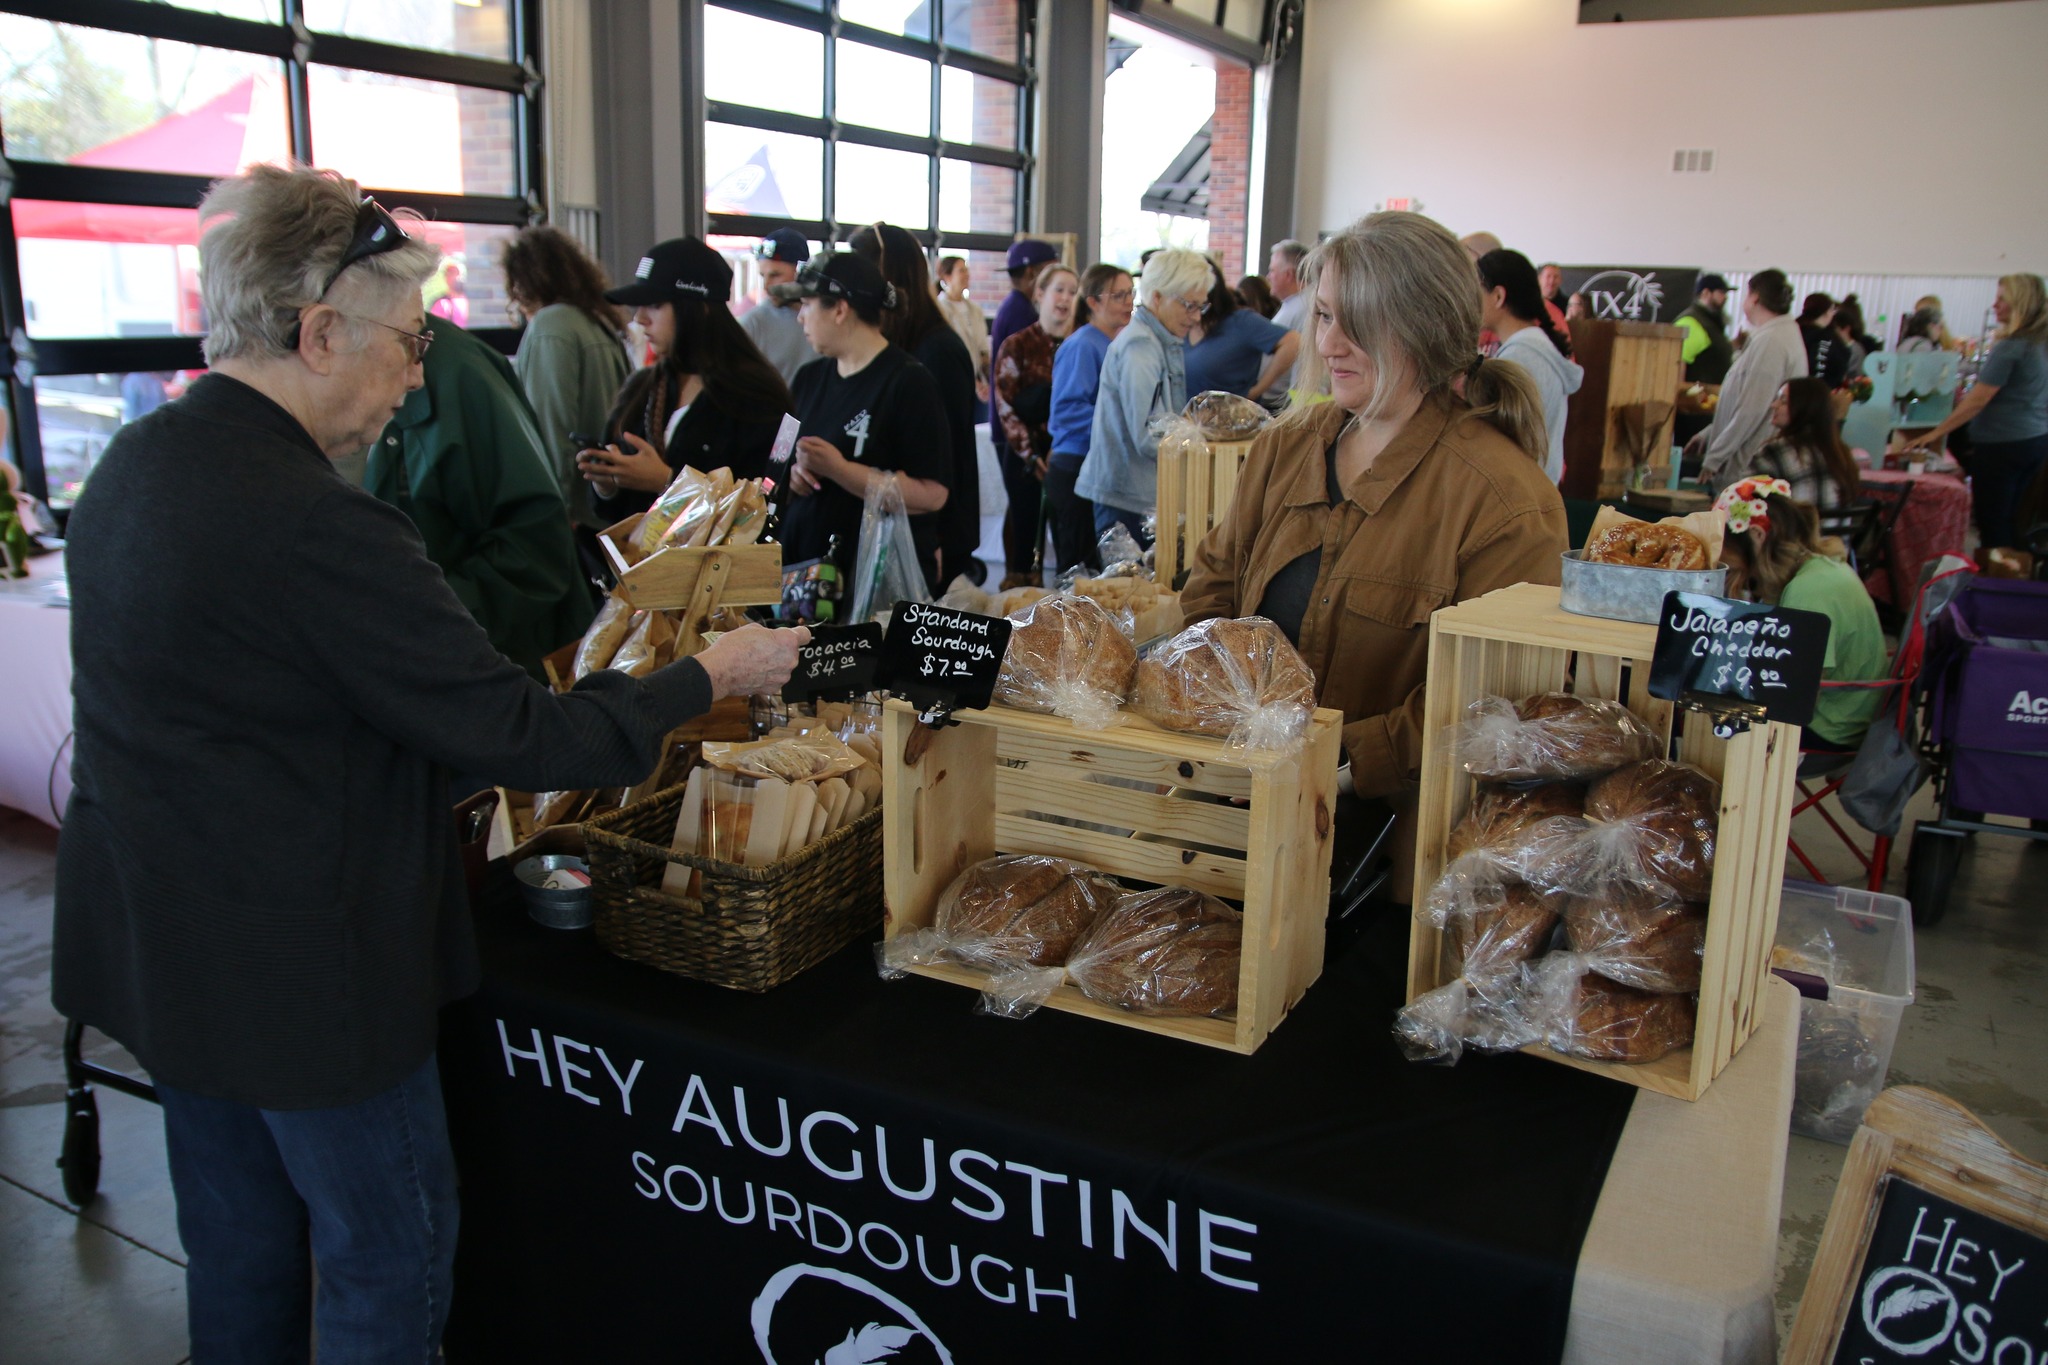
[1180, 392, 1568, 799]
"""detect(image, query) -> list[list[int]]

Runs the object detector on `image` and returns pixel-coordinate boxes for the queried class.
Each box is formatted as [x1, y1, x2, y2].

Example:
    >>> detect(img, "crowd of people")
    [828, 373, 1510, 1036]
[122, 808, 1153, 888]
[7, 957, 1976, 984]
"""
[41, 153, 2048, 1362]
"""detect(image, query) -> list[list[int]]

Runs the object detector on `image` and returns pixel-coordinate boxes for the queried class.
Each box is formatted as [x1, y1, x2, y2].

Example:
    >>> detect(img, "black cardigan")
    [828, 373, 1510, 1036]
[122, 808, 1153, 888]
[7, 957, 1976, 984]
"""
[52, 374, 713, 1108]
[591, 365, 787, 523]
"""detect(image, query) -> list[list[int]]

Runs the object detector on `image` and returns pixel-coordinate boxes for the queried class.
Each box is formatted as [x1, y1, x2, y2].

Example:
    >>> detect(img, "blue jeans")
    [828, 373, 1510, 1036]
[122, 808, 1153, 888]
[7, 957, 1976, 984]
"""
[157, 1054, 459, 1365]
[1091, 500, 1154, 549]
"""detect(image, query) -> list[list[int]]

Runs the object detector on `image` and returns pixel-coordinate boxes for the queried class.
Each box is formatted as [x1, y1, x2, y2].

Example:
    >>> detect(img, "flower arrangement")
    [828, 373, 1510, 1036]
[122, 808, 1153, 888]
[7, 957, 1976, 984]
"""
[1841, 374, 1875, 404]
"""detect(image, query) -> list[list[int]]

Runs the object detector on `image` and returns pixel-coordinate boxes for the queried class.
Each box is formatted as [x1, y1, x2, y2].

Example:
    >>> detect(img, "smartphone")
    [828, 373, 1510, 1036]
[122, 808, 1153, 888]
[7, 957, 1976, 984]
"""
[569, 431, 605, 451]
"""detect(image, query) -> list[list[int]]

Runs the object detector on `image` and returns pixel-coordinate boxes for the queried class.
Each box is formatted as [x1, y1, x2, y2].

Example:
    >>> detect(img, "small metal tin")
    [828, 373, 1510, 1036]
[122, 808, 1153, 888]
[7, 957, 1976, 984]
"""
[1558, 550, 1728, 625]
[514, 853, 594, 930]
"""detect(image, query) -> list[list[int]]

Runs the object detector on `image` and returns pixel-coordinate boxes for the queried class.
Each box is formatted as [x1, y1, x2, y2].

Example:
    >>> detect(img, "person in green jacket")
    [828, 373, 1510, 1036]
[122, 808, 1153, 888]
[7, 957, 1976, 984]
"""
[368, 315, 596, 679]
[501, 226, 633, 529]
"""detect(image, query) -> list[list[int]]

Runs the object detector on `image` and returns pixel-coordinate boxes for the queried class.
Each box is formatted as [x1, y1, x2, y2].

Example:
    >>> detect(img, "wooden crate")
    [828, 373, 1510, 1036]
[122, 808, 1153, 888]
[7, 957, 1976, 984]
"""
[881, 698, 1342, 1053]
[1155, 435, 1253, 590]
[596, 514, 782, 651]
[1404, 583, 1801, 1101]
[1562, 320, 1686, 503]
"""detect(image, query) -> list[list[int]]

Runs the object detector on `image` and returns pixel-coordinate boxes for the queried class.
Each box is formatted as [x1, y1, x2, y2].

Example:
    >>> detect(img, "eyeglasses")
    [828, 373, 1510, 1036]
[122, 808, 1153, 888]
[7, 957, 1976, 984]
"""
[1099, 288, 1135, 303]
[284, 198, 412, 350]
[351, 316, 433, 364]
[1173, 295, 1211, 316]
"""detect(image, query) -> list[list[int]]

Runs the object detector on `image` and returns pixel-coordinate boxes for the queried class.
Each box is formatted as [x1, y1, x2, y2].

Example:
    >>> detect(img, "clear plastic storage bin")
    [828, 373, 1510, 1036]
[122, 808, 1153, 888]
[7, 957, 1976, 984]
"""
[1771, 880, 1917, 1143]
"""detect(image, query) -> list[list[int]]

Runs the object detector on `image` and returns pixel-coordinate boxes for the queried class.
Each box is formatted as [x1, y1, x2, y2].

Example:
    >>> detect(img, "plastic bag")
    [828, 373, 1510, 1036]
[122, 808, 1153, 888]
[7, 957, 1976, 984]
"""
[1451, 692, 1662, 783]
[1561, 885, 1706, 994]
[1444, 782, 1586, 864]
[1433, 879, 1562, 979]
[1129, 616, 1318, 756]
[1095, 522, 1146, 579]
[608, 610, 675, 678]
[1066, 886, 1241, 1018]
[1527, 953, 1697, 1064]
[1393, 969, 1542, 1064]
[573, 596, 636, 680]
[1543, 759, 1719, 902]
[702, 732, 865, 783]
[1182, 390, 1272, 442]
[931, 854, 1123, 970]
[992, 592, 1137, 729]
[850, 472, 930, 623]
[633, 466, 721, 555]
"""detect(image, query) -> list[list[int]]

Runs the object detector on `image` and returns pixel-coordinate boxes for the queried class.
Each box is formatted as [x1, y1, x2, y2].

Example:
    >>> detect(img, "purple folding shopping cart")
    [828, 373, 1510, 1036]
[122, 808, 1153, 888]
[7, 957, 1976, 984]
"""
[1908, 577, 2048, 923]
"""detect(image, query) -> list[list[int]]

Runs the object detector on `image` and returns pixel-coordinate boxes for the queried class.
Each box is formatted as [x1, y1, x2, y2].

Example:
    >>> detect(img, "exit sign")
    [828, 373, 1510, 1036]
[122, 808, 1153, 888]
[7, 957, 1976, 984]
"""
[1384, 197, 1413, 211]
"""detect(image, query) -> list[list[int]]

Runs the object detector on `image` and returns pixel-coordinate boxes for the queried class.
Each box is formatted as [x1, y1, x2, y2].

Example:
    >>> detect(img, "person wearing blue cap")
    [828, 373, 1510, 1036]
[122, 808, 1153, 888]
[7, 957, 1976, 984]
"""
[741, 228, 819, 385]
[990, 238, 1059, 586]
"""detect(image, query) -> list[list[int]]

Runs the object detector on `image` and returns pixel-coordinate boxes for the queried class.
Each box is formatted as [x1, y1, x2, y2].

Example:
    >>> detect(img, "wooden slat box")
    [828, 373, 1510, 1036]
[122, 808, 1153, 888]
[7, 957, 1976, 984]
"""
[1155, 435, 1253, 591]
[597, 514, 783, 620]
[1405, 583, 1801, 1100]
[881, 698, 1342, 1053]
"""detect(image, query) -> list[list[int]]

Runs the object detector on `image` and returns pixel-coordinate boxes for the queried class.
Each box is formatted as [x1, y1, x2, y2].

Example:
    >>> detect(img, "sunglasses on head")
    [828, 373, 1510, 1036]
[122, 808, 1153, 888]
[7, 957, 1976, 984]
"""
[284, 198, 411, 349]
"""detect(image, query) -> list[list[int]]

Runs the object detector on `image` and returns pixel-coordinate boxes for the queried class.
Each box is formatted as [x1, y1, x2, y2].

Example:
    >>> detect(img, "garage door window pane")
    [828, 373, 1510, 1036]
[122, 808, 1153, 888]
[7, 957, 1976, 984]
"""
[835, 143, 928, 231]
[839, 0, 928, 40]
[705, 9, 824, 117]
[0, 23, 286, 175]
[35, 371, 207, 508]
[12, 202, 204, 341]
[707, 124, 823, 221]
[939, 67, 1018, 149]
[302, 0, 515, 60]
[938, 160, 1014, 236]
[834, 41, 930, 137]
[309, 67, 519, 196]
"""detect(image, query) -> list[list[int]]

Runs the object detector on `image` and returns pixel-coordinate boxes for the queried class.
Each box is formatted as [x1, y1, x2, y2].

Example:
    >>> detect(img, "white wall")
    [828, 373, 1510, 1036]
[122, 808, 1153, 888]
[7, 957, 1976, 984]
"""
[1294, 0, 2048, 278]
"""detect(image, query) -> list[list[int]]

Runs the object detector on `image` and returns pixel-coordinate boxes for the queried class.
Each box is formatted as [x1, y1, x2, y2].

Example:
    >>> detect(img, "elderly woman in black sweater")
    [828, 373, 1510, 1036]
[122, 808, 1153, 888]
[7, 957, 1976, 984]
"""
[51, 164, 803, 1363]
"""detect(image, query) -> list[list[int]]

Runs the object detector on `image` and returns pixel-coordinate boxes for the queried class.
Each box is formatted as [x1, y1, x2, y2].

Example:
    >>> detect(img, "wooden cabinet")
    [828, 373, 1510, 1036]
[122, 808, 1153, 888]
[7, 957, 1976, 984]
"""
[1561, 320, 1686, 502]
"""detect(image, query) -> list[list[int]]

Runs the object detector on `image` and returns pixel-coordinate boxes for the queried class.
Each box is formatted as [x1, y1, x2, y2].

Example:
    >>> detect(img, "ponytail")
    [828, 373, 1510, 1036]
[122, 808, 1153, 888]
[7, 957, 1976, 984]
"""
[1462, 356, 1549, 466]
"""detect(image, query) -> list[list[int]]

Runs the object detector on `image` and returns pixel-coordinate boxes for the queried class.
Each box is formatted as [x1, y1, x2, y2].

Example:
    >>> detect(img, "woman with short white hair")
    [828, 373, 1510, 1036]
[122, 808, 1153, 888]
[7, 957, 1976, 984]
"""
[1076, 245, 1211, 543]
[52, 163, 803, 1361]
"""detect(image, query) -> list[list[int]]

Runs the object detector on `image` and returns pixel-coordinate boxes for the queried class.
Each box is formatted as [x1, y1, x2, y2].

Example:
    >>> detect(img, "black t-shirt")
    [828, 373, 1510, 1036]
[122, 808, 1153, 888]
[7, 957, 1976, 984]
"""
[784, 344, 952, 592]
[1257, 441, 1345, 645]
[912, 324, 980, 565]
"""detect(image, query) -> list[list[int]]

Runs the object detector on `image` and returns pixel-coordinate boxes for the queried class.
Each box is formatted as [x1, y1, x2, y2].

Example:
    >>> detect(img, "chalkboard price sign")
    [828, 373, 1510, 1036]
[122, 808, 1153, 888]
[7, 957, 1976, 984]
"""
[1830, 1180, 2044, 1364]
[782, 623, 883, 705]
[1648, 590, 1832, 729]
[875, 602, 1012, 719]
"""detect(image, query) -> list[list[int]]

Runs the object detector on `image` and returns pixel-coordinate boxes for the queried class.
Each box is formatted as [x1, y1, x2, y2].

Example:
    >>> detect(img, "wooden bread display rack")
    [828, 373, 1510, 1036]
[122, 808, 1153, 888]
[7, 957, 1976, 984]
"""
[881, 698, 1342, 1054]
[1155, 432, 1254, 591]
[1405, 582, 1801, 1101]
[595, 512, 782, 654]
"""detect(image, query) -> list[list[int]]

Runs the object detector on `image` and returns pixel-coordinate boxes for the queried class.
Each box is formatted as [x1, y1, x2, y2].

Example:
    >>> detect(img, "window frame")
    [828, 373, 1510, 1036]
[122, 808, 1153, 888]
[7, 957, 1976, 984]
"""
[0, 0, 546, 505]
[702, 0, 1033, 257]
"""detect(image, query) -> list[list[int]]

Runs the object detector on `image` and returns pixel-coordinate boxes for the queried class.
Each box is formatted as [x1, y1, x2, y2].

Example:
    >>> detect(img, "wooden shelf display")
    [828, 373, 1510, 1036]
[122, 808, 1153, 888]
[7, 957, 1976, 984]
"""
[596, 513, 783, 654]
[1405, 583, 1801, 1101]
[1156, 433, 1254, 590]
[1562, 320, 1686, 503]
[882, 699, 1342, 1054]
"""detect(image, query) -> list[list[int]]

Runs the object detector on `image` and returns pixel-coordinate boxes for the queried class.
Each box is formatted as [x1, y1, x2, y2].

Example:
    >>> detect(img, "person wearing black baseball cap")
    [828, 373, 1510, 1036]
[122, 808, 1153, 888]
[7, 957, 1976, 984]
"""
[783, 250, 953, 595]
[740, 228, 818, 385]
[1678, 273, 1735, 385]
[575, 236, 791, 522]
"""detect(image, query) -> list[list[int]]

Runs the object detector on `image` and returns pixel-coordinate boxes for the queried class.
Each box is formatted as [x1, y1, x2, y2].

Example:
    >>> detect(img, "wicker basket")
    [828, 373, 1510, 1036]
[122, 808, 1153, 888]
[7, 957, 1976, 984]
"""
[582, 781, 884, 992]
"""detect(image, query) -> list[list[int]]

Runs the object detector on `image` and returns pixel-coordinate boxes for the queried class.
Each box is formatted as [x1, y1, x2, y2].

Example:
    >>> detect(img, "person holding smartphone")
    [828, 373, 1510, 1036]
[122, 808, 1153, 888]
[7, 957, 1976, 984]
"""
[575, 237, 790, 521]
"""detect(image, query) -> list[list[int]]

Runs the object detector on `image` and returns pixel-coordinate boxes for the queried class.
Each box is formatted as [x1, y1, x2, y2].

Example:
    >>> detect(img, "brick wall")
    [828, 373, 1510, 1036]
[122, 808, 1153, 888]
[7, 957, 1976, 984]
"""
[963, 0, 1021, 314]
[1208, 61, 1252, 285]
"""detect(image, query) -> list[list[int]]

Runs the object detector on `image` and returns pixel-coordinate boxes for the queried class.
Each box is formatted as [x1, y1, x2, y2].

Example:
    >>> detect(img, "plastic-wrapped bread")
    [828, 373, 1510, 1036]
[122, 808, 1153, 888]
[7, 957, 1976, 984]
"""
[1065, 886, 1241, 1018]
[1550, 759, 1720, 902]
[1446, 882, 1561, 978]
[1182, 390, 1271, 442]
[1445, 783, 1586, 864]
[933, 854, 1123, 969]
[573, 596, 635, 680]
[1129, 616, 1317, 755]
[992, 591, 1137, 729]
[1452, 692, 1661, 782]
[1563, 885, 1707, 994]
[1537, 963, 1697, 1064]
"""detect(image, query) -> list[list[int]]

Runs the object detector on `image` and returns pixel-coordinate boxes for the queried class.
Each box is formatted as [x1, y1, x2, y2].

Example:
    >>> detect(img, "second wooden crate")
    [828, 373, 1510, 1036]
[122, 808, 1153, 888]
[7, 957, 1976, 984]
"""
[1405, 583, 1800, 1101]
[1155, 434, 1253, 590]
[882, 699, 1341, 1053]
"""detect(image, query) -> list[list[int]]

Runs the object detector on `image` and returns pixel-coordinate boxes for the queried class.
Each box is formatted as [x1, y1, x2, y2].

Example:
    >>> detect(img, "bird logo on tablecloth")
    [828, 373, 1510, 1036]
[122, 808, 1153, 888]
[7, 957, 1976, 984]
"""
[751, 1263, 952, 1365]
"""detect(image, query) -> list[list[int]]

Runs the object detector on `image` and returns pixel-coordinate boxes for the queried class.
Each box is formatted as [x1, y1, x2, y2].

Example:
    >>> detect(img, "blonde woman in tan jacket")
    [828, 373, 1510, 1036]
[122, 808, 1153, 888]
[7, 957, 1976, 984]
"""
[1181, 212, 1567, 885]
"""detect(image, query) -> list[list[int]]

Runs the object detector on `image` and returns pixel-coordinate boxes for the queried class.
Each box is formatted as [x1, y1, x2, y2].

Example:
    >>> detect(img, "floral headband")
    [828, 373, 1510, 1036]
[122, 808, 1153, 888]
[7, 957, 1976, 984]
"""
[1714, 476, 1795, 535]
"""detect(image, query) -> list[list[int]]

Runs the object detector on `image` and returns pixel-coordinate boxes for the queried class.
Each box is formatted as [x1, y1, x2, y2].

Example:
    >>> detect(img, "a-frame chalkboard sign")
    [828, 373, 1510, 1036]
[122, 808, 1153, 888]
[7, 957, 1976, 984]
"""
[1784, 1086, 2048, 1364]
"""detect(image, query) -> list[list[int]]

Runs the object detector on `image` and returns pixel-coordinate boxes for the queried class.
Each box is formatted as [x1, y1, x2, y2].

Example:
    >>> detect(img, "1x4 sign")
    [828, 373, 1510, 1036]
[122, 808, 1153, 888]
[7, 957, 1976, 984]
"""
[1648, 590, 1832, 729]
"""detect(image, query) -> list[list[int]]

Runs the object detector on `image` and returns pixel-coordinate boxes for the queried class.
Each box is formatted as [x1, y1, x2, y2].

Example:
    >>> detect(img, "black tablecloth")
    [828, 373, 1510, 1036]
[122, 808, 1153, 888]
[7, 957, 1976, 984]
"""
[440, 887, 1635, 1364]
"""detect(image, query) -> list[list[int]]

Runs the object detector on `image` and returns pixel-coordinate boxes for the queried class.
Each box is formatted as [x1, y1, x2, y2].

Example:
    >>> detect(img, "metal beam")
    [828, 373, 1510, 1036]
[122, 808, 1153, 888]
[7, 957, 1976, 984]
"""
[1255, 0, 1304, 258]
[1034, 0, 1106, 263]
